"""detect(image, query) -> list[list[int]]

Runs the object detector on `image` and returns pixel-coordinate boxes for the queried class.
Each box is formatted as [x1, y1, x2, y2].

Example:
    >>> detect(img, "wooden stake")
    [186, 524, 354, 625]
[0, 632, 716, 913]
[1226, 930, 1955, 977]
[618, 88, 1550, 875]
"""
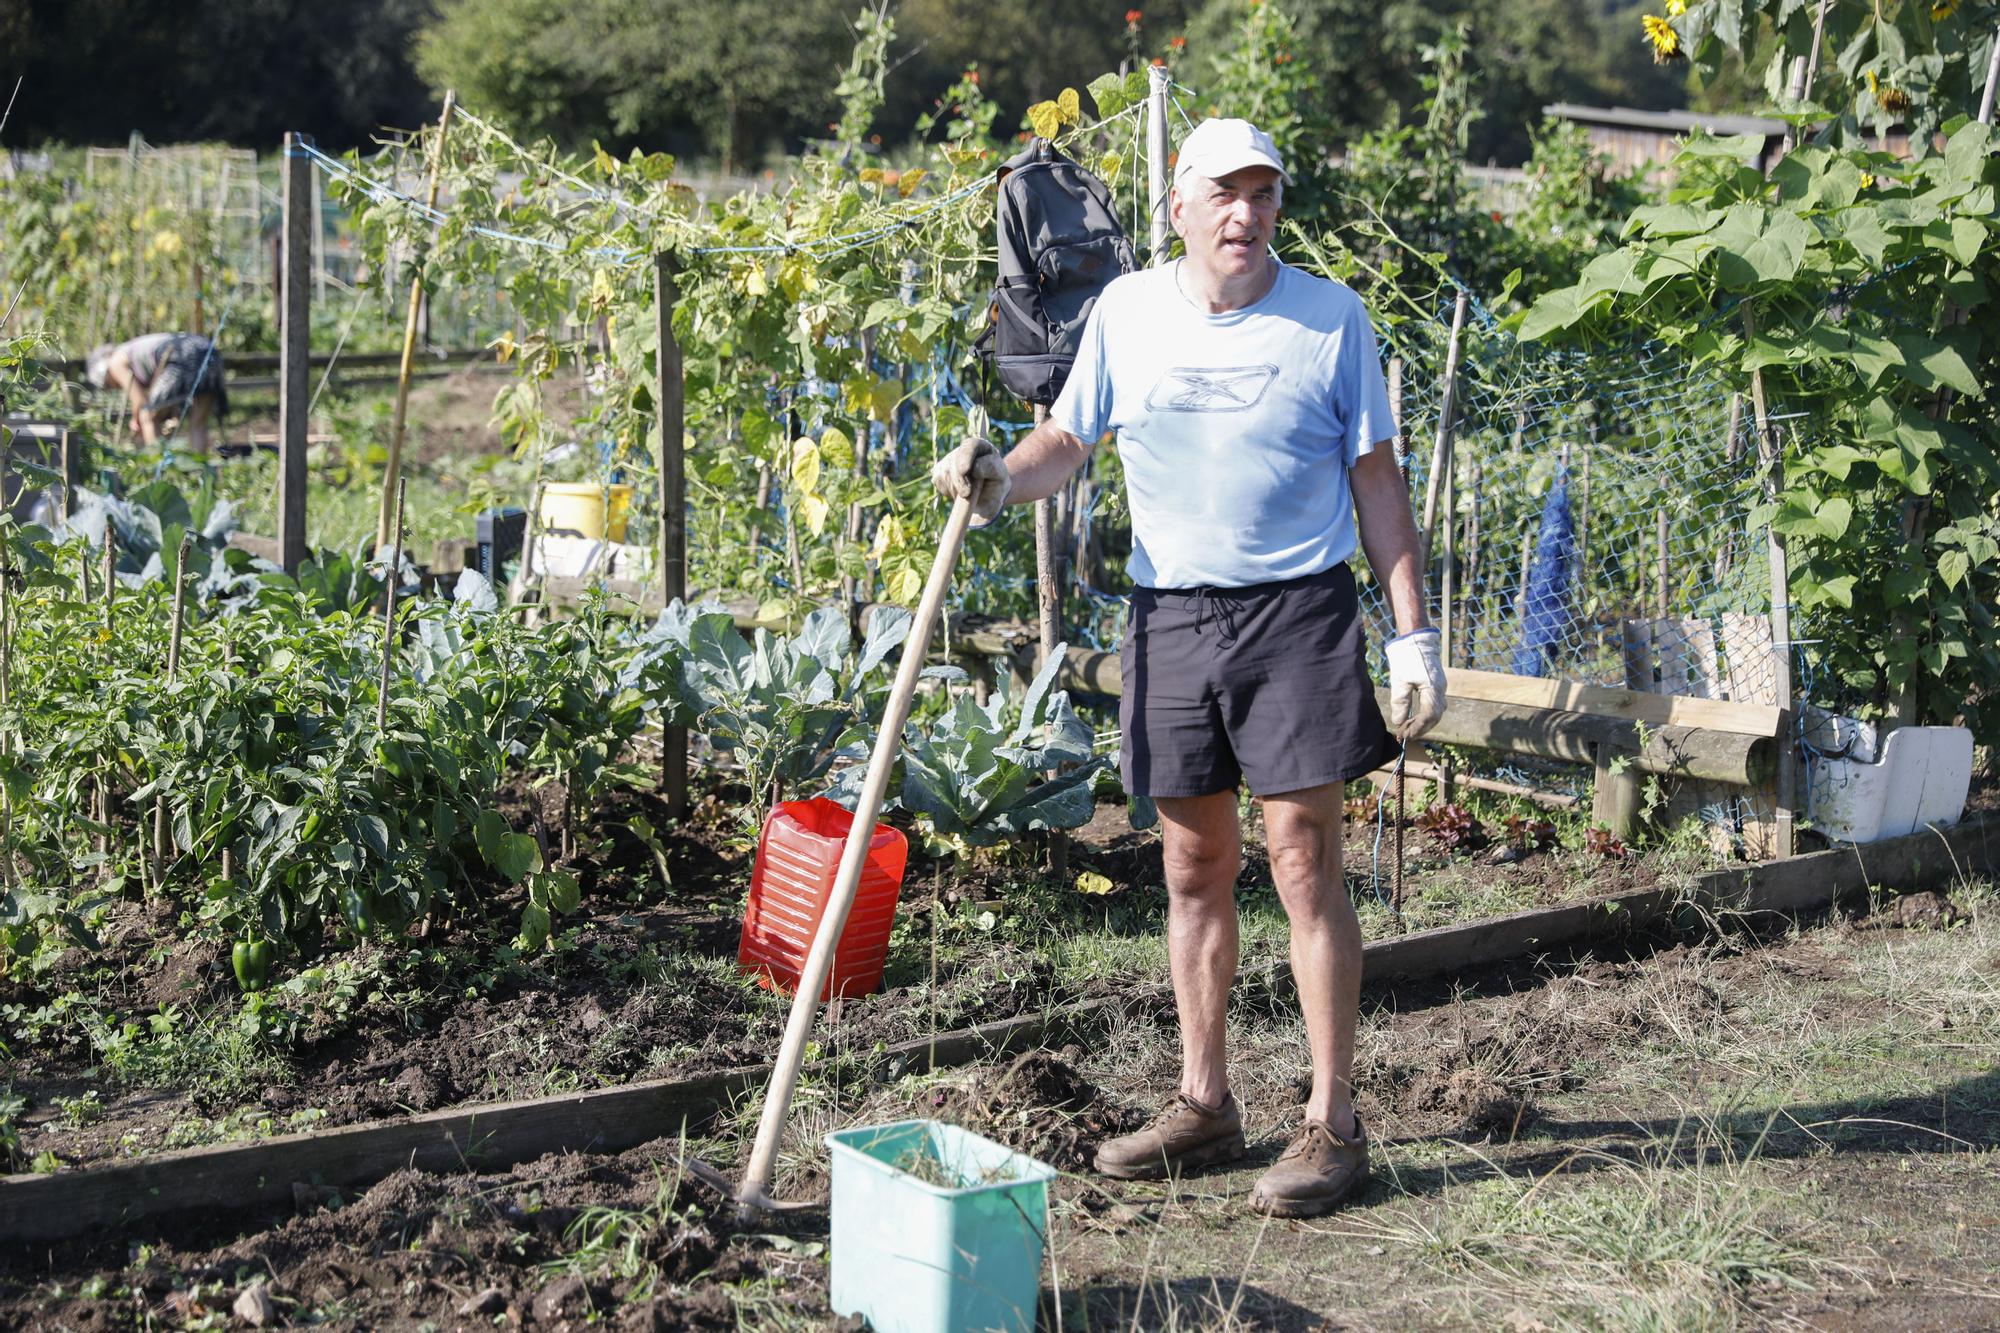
[1743, 309, 1796, 857]
[376, 479, 407, 734]
[1439, 434, 1459, 667]
[377, 92, 456, 552]
[1982, 20, 2000, 124]
[1419, 290, 1470, 571]
[57, 427, 73, 525]
[153, 535, 192, 872]
[1146, 65, 1172, 264]
[1463, 459, 1483, 666]
[1655, 508, 1670, 618]
[0, 512, 12, 887]
[1031, 402, 1068, 877]
[655, 252, 688, 820]
[278, 133, 313, 575]
[1387, 356, 1407, 484]
[1576, 412, 1595, 593]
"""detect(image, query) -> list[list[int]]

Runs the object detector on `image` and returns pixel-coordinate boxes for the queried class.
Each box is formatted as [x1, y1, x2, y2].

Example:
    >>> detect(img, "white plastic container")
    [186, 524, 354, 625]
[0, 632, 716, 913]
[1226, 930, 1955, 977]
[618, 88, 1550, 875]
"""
[1806, 722, 1973, 843]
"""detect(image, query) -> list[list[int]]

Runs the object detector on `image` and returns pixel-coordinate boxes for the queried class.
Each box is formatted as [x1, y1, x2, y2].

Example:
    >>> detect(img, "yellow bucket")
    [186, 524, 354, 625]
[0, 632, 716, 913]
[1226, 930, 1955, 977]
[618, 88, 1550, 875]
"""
[540, 482, 634, 542]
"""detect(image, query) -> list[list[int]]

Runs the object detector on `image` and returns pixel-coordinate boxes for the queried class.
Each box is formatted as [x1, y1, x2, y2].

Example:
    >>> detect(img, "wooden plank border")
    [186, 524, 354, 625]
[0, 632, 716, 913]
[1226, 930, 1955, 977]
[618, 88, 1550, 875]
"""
[4, 813, 1993, 1243]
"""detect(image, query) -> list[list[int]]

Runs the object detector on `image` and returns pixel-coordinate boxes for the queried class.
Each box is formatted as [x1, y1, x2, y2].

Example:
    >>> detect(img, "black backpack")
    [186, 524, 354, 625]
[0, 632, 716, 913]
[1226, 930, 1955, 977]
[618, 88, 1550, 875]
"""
[976, 140, 1137, 407]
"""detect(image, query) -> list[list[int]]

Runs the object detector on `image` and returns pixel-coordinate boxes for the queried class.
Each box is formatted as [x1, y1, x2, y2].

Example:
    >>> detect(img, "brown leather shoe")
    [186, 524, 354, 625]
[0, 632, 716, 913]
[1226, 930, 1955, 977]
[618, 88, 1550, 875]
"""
[1094, 1092, 1247, 1180]
[1248, 1116, 1368, 1217]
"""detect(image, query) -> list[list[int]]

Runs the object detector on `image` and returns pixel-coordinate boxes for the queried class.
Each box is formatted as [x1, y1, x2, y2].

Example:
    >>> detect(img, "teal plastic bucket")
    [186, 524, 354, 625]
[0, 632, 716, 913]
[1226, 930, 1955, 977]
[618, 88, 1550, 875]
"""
[826, 1119, 1057, 1333]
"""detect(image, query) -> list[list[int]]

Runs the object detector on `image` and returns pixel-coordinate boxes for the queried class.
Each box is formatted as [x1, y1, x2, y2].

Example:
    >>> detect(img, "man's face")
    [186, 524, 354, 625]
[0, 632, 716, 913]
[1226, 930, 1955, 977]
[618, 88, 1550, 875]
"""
[1171, 165, 1282, 278]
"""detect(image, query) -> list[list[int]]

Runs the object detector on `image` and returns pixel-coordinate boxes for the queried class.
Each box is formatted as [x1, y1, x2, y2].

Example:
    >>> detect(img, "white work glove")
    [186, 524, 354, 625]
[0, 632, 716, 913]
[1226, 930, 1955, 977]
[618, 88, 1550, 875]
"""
[1384, 627, 1447, 741]
[930, 435, 1012, 526]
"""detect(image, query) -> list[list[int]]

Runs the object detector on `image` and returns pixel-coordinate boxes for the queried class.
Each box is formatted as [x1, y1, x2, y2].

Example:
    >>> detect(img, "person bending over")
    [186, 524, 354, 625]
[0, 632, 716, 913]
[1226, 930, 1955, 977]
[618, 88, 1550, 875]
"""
[85, 331, 228, 456]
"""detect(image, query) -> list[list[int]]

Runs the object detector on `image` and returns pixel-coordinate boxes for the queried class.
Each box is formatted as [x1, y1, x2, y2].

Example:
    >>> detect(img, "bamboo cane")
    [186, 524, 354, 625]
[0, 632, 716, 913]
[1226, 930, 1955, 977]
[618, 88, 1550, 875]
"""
[152, 535, 192, 875]
[377, 478, 408, 734]
[376, 92, 456, 551]
[736, 496, 975, 1218]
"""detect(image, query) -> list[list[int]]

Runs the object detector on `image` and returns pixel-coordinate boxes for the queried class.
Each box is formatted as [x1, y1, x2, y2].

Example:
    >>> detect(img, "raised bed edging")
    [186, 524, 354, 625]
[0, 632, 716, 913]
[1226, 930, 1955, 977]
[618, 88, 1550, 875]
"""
[4, 813, 1994, 1244]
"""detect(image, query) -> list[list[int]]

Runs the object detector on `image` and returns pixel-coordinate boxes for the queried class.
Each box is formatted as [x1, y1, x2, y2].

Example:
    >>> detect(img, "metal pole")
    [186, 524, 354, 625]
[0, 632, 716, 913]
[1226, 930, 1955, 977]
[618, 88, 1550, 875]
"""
[655, 253, 688, 820]
[377, 91, 456, 551]
[277, 133, 312, 575]
[1147, 64, 1172, 265]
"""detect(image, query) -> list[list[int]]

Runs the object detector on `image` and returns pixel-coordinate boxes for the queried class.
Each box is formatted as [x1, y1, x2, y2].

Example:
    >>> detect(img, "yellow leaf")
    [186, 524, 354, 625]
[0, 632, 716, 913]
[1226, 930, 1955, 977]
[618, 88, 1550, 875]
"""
[778, 255, 818, 302]
[589, 268, 614, 312]
[741, 263, 768, 296]
[871, 514, 904, 559]
[799, 493, 831, 537]
[1056, 88, 1081, 125]
[1097, 152, 1124, 180]
[819, 425, 855, 469]
[886, 564, 923, 604]
[897, 167, 927, 197]
[1027, 101, 1064, 140]
[1075, 871, 1116, 896]
[490, 331, 516, 364]
[790, 437, 822, 494]
[858, 166, 884, 185]
[870, 379, 903, 423]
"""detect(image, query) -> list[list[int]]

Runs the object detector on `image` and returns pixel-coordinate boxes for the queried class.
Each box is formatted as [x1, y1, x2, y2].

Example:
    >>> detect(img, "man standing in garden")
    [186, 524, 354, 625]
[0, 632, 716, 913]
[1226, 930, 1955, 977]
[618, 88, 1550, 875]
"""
[84, 331, 228, 456]
[933, 118, 1444, 1216]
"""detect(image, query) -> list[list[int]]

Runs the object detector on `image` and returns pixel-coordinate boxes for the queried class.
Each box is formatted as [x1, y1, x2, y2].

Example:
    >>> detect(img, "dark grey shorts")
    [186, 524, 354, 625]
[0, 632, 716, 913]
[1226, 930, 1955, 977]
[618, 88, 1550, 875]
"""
[1120, 563, 1396, 799]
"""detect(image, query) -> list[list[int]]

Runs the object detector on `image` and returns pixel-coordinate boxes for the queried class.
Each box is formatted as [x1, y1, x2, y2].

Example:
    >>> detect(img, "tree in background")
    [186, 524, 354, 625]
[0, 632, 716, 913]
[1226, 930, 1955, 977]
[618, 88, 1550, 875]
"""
[415, 0, 855, 170]
[2, 0, 435, 150]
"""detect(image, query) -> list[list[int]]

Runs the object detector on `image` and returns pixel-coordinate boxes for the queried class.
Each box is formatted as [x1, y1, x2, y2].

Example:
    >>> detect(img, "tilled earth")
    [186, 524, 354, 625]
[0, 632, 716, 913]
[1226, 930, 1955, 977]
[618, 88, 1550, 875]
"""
[3, 886, 1993, 1328]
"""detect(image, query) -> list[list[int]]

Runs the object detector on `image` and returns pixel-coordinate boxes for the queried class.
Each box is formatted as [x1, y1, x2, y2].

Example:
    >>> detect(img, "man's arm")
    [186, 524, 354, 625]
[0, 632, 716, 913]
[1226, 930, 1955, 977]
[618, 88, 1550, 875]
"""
[1350, 444, 1428, 634]
[998, 419, 1092, 506]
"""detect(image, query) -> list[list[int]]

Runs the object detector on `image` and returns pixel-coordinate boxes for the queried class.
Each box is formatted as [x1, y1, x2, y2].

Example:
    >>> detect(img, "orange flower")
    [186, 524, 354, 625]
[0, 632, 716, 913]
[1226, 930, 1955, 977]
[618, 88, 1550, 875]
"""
[1126, 8, 1142, 23]
[1170, 35, 1186, 49]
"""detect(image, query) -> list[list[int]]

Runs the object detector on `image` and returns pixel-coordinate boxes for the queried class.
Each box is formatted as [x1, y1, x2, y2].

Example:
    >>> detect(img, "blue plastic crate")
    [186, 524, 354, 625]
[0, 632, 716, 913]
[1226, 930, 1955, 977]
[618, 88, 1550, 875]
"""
[826, 1119, 1057, 1333]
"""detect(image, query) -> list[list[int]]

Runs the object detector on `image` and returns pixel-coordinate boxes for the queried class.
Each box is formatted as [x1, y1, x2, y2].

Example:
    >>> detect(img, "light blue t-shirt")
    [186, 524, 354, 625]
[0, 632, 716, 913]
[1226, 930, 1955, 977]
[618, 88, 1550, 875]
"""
[1050, 259, 1396, 590]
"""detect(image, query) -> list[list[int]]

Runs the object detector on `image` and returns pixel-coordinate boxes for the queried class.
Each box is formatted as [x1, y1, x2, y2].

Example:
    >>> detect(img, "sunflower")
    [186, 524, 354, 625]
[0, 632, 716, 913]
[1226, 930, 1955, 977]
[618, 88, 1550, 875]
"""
[1931, 0, 1959, 19]
[1665, 0, 1687, 14]
[1642, 13, 1685, 62]
[1866, 69, 1912, 114]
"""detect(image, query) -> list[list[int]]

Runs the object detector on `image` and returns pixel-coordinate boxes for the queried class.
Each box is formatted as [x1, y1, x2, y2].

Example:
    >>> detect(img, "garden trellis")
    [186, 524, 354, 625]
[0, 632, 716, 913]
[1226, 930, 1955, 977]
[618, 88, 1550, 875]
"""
[25, 73, 1815, 851]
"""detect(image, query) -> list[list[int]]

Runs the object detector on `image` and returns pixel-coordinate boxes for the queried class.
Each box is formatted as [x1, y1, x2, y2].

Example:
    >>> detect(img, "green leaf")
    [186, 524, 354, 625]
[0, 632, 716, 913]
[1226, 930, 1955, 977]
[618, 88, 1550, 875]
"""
[1889, 335, 1980, 397]
[860, 298, 906, 329]
[1087, 72, 1130, 119]
[476, 809, 541, 881]
[1626, 203, 1720, 238]
[1711, 203, 1812, 289]
[1805, 444, 1869, 481]
[1518, 286, 1585, 342]
[1938, 549, 1970, 591]
[1813, 495, 1853, 539]
[531, 869, 581, 915]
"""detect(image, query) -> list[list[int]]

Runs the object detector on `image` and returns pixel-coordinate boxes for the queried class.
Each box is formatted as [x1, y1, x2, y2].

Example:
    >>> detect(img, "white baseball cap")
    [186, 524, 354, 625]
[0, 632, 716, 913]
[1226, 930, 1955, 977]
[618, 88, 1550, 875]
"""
[1173, 118, 1291, 187]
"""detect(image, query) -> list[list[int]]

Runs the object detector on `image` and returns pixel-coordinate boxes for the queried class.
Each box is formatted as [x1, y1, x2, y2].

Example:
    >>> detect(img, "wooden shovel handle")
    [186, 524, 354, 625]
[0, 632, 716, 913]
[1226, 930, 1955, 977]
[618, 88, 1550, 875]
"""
[736, 496, 975, 1212]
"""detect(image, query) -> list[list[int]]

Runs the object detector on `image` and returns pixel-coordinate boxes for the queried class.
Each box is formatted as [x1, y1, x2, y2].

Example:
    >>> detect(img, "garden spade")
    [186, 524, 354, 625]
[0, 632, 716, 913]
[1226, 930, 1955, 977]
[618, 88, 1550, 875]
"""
[733, 489, 977, 1220]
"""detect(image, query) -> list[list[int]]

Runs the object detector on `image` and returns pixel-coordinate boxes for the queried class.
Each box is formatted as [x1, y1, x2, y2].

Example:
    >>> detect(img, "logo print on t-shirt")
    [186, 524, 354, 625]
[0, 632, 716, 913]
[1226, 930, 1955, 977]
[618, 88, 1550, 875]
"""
[1143, 364, 1279, 413]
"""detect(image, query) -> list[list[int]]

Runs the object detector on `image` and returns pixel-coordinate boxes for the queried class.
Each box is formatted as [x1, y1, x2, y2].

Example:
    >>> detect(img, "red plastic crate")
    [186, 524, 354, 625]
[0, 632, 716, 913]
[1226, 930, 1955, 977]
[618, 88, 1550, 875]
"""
[739, 798, 908, 1000]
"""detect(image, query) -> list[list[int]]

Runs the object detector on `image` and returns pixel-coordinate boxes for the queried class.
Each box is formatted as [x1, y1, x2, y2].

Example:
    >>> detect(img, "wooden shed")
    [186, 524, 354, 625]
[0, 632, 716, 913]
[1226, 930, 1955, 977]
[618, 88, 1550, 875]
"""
[1543, 103, 1789, 175]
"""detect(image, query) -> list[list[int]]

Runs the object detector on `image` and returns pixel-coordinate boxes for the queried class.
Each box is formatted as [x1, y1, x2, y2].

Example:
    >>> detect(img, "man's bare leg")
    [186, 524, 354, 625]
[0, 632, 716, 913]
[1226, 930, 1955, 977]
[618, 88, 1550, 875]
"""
[1157, 790, 1242, 1107]
[1262, 782, 1360, 1136]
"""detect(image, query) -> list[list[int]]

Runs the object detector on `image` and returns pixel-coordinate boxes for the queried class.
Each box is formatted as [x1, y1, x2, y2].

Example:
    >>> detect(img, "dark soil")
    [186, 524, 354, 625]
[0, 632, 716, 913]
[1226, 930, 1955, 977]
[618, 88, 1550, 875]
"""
[0, 1137, 821, 1331]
